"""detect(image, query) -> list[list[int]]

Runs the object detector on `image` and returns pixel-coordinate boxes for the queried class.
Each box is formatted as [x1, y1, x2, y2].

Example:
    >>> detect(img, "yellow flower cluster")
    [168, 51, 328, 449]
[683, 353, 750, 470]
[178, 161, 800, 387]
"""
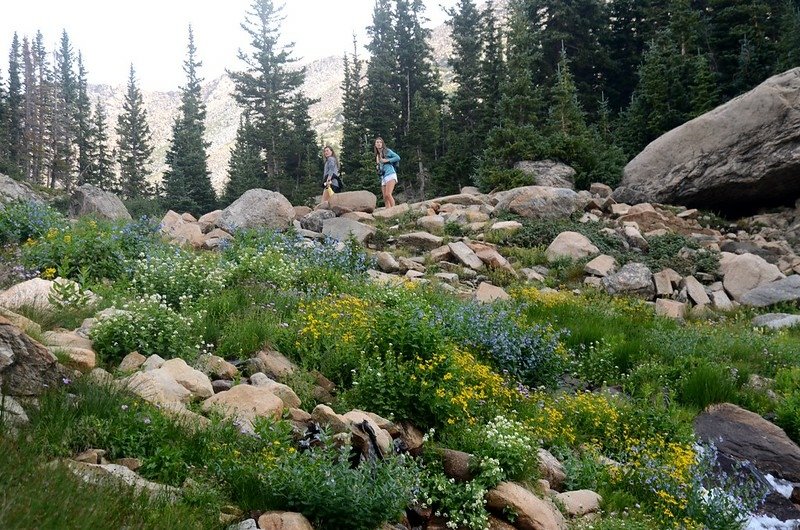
[414, 346, 517, 425]
[512, 286, 577, 309]
[297, 294, 374, 345]
[41, 267, 57, 280]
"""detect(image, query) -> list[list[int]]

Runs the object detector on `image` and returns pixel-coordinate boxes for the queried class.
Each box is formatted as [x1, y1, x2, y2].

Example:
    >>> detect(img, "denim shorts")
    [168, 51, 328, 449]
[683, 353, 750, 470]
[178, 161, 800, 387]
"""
[381, 172, 397, 186]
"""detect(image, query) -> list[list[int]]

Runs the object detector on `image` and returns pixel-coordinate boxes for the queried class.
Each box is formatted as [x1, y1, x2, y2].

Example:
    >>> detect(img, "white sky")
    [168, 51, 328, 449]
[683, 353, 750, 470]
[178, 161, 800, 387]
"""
[0, 0, 457, 91]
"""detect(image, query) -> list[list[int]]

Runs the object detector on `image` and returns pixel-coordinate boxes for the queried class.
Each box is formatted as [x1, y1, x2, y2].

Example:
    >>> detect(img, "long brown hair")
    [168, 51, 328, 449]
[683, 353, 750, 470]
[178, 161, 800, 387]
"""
[373, 137, 387, 158]
[323, 145, 340, 171]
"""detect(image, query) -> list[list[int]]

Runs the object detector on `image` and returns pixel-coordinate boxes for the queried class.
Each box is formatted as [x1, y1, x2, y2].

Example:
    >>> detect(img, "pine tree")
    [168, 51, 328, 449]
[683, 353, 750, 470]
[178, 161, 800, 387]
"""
[0, 64, 9, 175]
[499, 0, 545, 127]
[617, 31, 692, 156]
[85, 101, 116, 190]
[548, 48, 588, 136]
[340, 37, 370, 189]
[705, 0, 783, 98]
[222, 114, 264, 205]
[438, 0, 485, 194]
[776, 0, 800, 70]
[393, 0, 444, 199]
[478, 1, 504, 133]
[116, 64, 153, 199]
[522, 0, 609, 117]
[163, 26, 216, 216]
[6, 33, 24, 175]
[690, 53, 720, 116]
[363, 0, 402, 144]
[75, 53, 94, 186]
[51, 30, 77, 191]
[282, 92, 320, 204]
[602, 0, 660, 113]
[28, 32, 53, 187]
[228, 0, 306, 189]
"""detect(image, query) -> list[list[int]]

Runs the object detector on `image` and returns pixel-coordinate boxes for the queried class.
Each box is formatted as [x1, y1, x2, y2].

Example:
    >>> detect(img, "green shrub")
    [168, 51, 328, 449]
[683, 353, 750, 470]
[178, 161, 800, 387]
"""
[225, 436, 419, 530]
[448, 415, 539, 481]
[89, 294, 200, 364]
[0, 201, 67, 245]
[776, 392, 800, 442]
[130, 249, 232, 309]
[21, 216, 161, 281]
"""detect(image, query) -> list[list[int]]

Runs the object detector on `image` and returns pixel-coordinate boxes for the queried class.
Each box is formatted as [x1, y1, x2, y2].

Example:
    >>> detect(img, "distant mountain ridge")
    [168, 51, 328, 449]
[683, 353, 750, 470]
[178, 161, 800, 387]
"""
[89, 20, 454, 194]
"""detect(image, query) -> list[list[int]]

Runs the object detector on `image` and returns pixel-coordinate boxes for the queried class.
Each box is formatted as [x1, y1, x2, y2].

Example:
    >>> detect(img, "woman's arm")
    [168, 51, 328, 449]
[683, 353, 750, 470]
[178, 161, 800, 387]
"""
[385, 149, 400, 163]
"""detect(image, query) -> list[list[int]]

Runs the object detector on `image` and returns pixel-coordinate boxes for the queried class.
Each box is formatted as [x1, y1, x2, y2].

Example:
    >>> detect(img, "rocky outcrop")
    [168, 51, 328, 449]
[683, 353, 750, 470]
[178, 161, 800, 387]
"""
[69, 185, 132, 221]
[620, 68, 800, 214]
[694, 402, 800, 483]
[513, 160, 576, 189]
[494, 186, 580, 219]
[0, 172, 42, 207]
[218, 189, 295, 232]
[0, 316, 70, 396]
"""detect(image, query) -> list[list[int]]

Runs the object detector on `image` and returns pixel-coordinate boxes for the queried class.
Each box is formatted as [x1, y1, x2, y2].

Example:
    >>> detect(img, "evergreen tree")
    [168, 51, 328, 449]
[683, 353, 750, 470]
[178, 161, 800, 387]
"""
[75, 53, 94, 185]
[499, 0, 545, 127]
[393, 0, 444, 199]
[51, 30, 77, 191]
[439, 0, 484, 194]
[283, 92, 320, 203]
[228, 0, 306, 189]
[0, 64, 9, 175]
[28, 32, 53, 187]
[163, 26, 216, 215]
[548, 48, 587, 136]
[776, 0, 800, 70]
[363, 0, 401, 144]
[340, 37, 370, 190]
[6, 33, 24, 175]
[690, 53, 720, 115]
[705, 0, 783, 98]
[602, 0, 660, 113]
[617, 31, 692, 156]
[85, 101, 116, 190]
[522, 0, 609, 117]
[478, 1, 504, 133]
[116, 64, 153, 199]
[222, 114, 264, 205]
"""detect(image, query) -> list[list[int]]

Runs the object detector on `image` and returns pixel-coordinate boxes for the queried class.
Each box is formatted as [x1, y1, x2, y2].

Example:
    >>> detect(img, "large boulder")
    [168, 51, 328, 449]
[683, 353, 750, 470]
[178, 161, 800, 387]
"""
[601, 262, 655, 299]
[493, 186, 580, 219]
[721, 252, 784, 302]
[513, 160, 576, 189]
[0, 173, 42, 208]
[545, 232, 599, 262]
[328, 190, 378, 213]
[300, 209, 336, 233]
[485, 481, 566, 530]
[69, 185, 132, 220]
[321, 217, 376, 245]
[740, 275, 800, 307]
[218, 189, 294, 232]
[0, 316, 70, 396]
[620, 68, 800, 214]
[694, 403, 800, 483]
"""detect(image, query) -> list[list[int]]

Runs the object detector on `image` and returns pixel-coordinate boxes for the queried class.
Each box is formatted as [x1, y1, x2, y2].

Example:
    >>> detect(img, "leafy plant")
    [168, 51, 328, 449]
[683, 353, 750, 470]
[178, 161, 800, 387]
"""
[89, 294, 201, 363]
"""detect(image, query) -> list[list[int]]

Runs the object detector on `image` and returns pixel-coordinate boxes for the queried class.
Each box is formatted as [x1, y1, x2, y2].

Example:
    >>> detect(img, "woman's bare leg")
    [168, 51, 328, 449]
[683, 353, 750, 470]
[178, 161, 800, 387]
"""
[384, 179, 396, 208]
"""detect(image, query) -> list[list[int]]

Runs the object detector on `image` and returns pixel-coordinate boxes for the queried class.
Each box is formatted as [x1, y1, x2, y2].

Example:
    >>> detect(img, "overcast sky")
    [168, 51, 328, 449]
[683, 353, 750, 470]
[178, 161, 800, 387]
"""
[0, 0, 457, 91]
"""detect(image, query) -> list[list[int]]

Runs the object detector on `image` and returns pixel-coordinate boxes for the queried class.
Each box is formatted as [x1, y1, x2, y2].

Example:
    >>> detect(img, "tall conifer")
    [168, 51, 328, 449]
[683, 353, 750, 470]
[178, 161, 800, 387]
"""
[163, 26, 216, 215]
[116, 64, 153, 199]
[223, 114, 263, 205]
[75, 53, 94, 185]
[228, 0, 306, 189]
[6, 33, 23, 175]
